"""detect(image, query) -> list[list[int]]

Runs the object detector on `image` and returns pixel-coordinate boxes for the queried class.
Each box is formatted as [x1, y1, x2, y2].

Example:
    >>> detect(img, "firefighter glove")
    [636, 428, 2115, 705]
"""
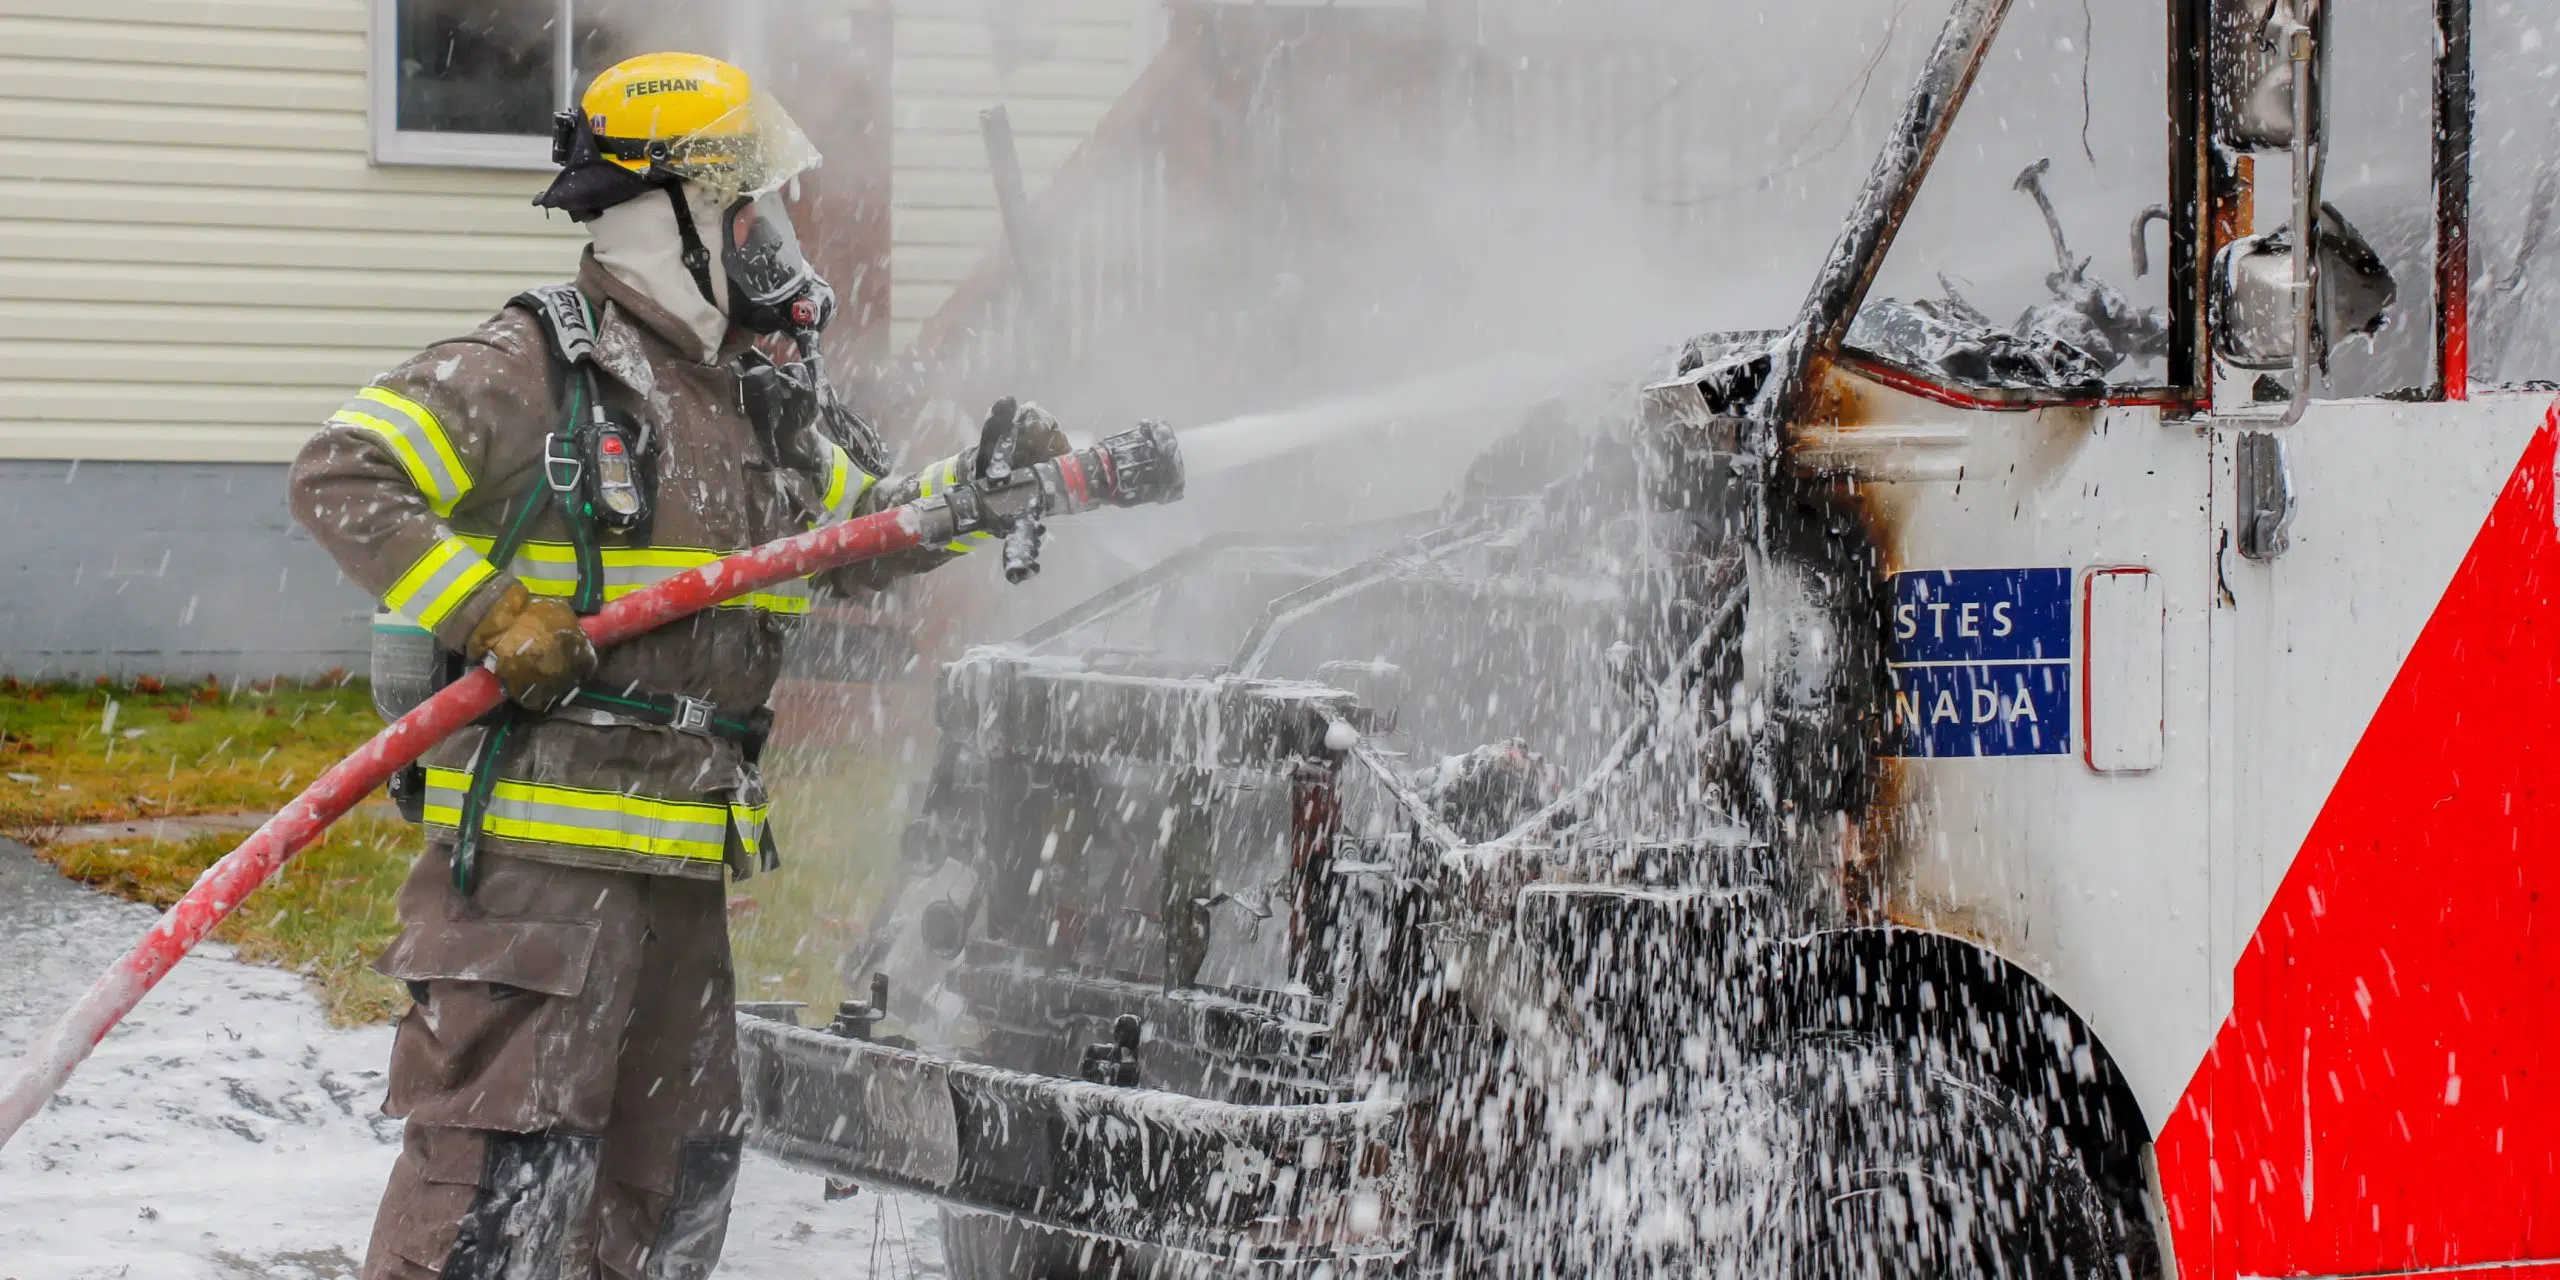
[1010, 403, 1072, 468]
[737, 351, 832, 477]
[468, 582, 597, 711]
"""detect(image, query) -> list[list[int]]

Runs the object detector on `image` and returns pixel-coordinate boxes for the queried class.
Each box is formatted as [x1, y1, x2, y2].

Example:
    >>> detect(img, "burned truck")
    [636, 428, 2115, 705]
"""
[741, 0, 2560, 1275]
[741, 380, 2149, 1274]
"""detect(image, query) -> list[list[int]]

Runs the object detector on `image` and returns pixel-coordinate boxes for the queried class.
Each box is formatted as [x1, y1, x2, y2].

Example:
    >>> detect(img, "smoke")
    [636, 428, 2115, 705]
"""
[574, 0, 1943, 571]
[1016, 0, 1939, 423]
[823, 0, 1952, 632]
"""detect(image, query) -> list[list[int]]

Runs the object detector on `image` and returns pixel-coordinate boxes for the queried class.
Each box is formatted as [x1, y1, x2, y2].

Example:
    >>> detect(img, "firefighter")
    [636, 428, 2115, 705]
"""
[288, 53, 1063, 1279]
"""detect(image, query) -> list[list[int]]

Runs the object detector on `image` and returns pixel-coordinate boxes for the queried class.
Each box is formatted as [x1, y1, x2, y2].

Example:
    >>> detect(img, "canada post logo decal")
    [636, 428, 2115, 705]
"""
[1884, 568, 2071, 757]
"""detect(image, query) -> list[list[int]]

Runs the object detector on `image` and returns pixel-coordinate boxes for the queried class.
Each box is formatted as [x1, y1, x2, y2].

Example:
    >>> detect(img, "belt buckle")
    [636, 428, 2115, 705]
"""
[671, 695, 715, 735]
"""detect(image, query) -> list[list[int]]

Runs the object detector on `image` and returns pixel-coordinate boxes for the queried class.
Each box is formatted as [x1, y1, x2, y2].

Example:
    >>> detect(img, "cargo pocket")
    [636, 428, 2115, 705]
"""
[373, 918, 606, 1132]
[375, 1124, 606, 1279]
[597, 1136, 741, 1280]
[370, 1122, 485, 1273]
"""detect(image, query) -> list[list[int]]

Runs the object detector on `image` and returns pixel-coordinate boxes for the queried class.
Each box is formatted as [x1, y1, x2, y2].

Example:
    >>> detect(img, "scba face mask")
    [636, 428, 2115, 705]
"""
[722, 193, 834, 344]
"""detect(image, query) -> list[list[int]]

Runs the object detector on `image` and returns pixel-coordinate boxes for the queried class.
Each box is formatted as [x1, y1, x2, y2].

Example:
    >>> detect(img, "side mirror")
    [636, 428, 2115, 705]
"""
[2220, 0, 2322, 150]
[2212, 203, 2397, 371]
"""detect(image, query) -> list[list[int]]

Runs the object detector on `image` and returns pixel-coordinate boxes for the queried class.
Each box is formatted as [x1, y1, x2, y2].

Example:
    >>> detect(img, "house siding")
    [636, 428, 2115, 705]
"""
[888, 0, 1148, 344]
[0, 0, 588, 465]
[2, 0, 1153, 454]
[0, 460, 368, 680]
[0, 0, 1145, 676]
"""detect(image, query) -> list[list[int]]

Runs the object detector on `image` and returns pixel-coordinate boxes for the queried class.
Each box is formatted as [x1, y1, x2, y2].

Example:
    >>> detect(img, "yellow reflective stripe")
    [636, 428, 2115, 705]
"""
[382, 538, 496, 631]
[729, 801, 769, 861]
[821, 444, 851, 513]
[359, 387, 471, 499]
[421, 768, 730, 863]
[455, 537, 811, 615]
[329, 387, 472, 516]
[908, 454, 987, 554]
[913, 454, 965, 499]
[817, 441, 879, 526]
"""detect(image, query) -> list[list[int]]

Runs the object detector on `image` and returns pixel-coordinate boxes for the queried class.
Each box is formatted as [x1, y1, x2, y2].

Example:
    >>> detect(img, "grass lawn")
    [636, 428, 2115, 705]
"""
[6, 677, 922, 1029]
[0, 675, 381, 836]
[1, 676, 419, 1024]
[728, 737, 920, 1021]
[43, 815, 420, 1025]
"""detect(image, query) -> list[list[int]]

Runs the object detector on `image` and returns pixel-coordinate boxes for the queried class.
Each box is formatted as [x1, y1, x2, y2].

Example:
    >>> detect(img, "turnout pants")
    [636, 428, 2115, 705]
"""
[361, 844, 743, 1280]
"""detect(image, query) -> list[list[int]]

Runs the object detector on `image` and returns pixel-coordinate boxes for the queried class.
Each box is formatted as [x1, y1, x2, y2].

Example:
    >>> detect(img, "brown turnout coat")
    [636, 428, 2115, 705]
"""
[291, 253, 960, 880]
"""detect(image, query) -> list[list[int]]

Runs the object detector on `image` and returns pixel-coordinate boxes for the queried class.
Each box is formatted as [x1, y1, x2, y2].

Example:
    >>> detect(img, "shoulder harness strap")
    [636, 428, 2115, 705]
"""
[510, 282, 598, 370]
[451, 289, 607, 893]
[500, 283, 609, 614]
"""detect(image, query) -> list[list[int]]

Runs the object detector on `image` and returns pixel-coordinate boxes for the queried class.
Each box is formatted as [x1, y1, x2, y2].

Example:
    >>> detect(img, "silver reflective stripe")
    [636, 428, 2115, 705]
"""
[754, 577, 811, 606]
[603, 559, 698, 594]
[422, 772, 730, 862]
[338, 392, 466, 506]
[384, 540, 493, 628]
[504, 553, 581, 595]
[915, 454, 965, 499]
[480, 789, 729, 855]
[498, 548, 810, 608]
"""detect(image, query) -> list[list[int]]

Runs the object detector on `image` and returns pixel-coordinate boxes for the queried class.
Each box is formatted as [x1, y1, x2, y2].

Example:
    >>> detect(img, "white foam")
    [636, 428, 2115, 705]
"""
[0, 845, 943, 1278]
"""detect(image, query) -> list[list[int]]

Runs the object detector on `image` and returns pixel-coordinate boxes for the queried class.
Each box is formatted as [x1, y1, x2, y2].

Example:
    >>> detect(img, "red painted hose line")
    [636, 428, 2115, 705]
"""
[0, 504, 927, 1150]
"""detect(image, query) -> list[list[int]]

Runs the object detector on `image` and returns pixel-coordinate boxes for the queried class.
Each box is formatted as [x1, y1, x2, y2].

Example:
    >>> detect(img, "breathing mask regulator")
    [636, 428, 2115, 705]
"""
[665, 184, 883, 478]
[658, 185, 837, 354]
[682, 192, 898, 483]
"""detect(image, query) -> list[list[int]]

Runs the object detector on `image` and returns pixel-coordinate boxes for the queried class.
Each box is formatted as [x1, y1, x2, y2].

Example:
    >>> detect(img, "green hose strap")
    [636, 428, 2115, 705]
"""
[560, 368, 606, 616]
[450, 716, 518, 895]
[565, 687, 757, 739]
[450, 315, 600, 897]
[486, 481, 546, 572]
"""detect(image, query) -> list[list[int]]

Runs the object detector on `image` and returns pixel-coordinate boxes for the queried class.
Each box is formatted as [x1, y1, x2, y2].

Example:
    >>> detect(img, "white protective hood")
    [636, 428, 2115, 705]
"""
[586, 183, 732, 363]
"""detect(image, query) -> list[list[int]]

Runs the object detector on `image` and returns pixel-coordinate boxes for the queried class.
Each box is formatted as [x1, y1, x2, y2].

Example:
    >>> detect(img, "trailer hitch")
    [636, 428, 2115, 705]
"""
[1079, 1013, 1144, 1087]
[828, 972, 895, 1042]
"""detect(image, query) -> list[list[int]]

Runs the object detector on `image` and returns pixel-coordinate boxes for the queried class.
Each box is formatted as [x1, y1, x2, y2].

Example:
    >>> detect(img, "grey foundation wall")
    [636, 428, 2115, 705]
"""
[0, 461, 370, 681]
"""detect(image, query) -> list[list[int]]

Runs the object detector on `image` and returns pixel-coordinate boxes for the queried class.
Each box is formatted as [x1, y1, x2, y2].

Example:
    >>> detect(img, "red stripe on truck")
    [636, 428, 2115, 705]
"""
[2155, 405, 2560, 1278]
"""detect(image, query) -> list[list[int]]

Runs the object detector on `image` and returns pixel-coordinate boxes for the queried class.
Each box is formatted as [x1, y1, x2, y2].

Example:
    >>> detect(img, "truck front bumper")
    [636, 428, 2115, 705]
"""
[738, 1013, 1409, 1264]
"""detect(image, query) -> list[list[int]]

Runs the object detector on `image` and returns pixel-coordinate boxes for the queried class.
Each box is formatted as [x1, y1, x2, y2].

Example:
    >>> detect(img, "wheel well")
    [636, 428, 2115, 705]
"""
[1771, 927, 2155, 1212]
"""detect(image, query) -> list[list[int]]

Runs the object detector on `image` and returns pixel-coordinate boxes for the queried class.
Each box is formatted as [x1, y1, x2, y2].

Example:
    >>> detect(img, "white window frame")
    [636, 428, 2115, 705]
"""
[368, 0, 574, 170]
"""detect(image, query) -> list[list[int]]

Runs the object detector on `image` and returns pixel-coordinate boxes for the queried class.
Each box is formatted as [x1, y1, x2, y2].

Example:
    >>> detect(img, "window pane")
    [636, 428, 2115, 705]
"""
[2304, 0, 2438, 398]
[2471, 3, 2560, 387]
[1856, 0, 2173, 390]
[396, 0, 559, 136]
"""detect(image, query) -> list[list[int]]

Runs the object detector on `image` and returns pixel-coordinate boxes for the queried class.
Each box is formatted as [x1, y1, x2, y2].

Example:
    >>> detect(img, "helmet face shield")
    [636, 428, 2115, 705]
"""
[651, 90, 820, 206]
[722, 193, 835, 339]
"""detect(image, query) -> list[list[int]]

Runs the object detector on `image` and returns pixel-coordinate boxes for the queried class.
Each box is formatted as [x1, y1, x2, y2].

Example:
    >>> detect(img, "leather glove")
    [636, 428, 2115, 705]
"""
[467, 582, 597, 711]
[737, 352, 832, 477]
[1010, 403, 1072, 467]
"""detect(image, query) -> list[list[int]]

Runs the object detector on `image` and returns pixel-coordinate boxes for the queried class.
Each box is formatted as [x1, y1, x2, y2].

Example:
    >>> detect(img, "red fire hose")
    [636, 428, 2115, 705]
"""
[0, 503, 928, 1151]
[0, 413, 1182, 1152]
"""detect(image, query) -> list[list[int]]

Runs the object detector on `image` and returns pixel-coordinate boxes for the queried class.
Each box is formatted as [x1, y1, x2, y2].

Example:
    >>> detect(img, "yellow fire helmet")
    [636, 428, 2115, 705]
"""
[536, 52, 820, 213]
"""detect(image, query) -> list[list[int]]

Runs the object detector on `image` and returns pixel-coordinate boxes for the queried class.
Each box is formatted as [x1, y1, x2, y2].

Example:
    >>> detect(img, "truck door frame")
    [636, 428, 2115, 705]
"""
[1772, 0, 2478, 421]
